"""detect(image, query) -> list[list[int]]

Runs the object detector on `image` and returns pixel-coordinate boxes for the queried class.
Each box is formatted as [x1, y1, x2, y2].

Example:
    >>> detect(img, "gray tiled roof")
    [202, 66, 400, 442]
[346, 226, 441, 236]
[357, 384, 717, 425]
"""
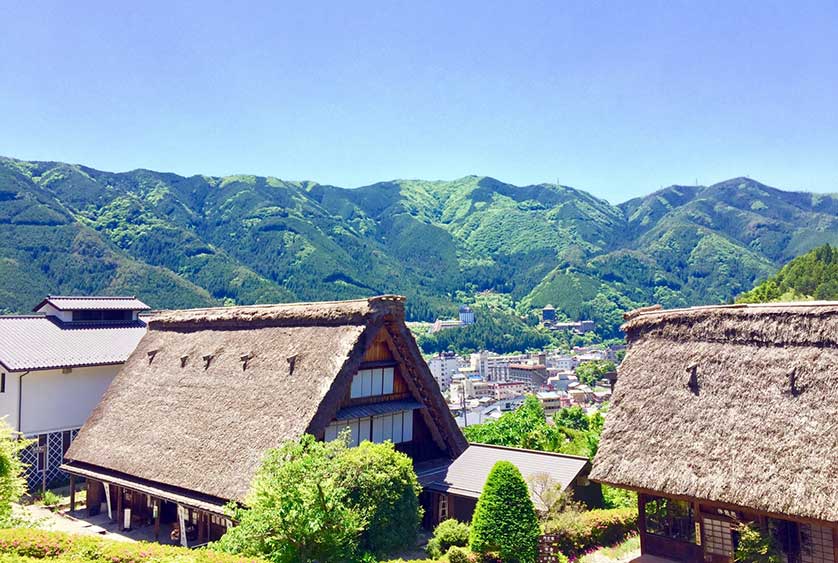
[0, 316, 147, 371]
[35, 296, 150, 311]
[424, 443, 589, 506]
[334, 399, 422, 421]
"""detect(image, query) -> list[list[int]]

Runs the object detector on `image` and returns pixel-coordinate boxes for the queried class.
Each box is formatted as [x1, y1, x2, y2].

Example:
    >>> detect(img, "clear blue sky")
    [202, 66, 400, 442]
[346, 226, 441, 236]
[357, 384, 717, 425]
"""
[2, 1, 836, 202]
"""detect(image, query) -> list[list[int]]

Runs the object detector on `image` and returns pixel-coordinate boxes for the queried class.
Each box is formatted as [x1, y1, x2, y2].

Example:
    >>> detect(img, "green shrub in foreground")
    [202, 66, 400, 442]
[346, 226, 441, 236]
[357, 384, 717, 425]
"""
[0, 528, 265, 562]
[542, 506, 638, 557]
[426, 519, 470, 559]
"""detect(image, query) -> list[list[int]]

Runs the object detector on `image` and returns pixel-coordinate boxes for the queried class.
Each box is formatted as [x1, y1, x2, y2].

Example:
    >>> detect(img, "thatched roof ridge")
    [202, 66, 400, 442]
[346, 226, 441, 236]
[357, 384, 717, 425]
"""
[151, 295, 405, 331]
[622, 301, 838, 347]
[592, 301, 838, 523]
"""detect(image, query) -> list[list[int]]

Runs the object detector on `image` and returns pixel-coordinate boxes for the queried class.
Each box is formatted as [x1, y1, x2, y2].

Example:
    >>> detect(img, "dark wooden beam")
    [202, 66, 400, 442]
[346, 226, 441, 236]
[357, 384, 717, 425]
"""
[116, 487, 123, 531]
[69, 475, 76, 513]
[154, 499, 161, 541]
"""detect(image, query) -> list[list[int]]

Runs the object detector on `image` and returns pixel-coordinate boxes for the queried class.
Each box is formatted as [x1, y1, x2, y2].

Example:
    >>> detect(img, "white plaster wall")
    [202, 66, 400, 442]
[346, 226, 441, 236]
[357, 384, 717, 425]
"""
[16, 365, 120, 435]
[35, 304, 72, 322]
[0, 371, 20, 432]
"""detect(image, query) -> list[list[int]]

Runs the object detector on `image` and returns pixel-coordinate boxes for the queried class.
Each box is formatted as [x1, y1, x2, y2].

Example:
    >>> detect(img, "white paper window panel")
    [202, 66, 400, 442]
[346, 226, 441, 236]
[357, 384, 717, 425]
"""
[392, 411, 403, 443]
[359, 417, 371, 443]
[381, 414, 393, 442]
[371, 369, 383, 395]
[383, 368, 394, 394]
[350, 373, 364, 398]
[325, 423, 338, 442]
[361, 370, 373, 396]
[372, 415, 384, 443]
[403, 410, 413, 441]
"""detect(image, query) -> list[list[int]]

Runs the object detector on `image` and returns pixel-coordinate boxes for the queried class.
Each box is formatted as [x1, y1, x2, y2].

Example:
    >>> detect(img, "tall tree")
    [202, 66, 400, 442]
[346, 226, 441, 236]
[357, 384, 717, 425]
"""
[469, 461, 540, 563]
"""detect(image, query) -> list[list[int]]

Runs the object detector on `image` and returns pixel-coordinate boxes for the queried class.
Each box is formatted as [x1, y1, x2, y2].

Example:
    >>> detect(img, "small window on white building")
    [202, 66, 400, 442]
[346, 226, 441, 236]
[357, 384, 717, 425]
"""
[0, 373, 4, 393]
[350, 368, 396, 398]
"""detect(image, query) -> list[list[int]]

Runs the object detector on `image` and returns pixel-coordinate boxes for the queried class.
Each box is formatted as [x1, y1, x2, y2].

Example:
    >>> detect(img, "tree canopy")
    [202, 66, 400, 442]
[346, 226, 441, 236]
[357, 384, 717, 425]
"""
[737, 244, 838, 303]
[214, 435, 421, 563]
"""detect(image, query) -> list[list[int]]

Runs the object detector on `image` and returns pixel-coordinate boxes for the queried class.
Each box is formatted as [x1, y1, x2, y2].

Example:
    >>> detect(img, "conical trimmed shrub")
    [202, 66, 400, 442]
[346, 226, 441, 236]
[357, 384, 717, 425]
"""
[469, 460, 540, 563]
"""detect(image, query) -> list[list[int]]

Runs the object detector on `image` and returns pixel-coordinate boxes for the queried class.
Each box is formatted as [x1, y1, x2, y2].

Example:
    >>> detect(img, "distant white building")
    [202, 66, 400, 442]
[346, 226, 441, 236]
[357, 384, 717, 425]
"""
[470, 351, 531, 381]
[428, 351, 459, 392]
[0, 296, 149, 490]
[549, 354, 578, 372]
[430, 305, 476, 334]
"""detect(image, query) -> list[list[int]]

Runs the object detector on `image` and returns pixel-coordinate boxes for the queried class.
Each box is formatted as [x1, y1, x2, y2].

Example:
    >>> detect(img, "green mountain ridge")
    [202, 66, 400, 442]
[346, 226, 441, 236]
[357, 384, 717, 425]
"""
[2, 156, 837, 335]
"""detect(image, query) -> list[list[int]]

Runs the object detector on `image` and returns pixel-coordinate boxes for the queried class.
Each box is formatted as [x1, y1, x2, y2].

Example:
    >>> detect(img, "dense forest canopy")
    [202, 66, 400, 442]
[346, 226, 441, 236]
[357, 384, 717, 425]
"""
[3, 157, 838, 336]
[737, 244, 838, 303]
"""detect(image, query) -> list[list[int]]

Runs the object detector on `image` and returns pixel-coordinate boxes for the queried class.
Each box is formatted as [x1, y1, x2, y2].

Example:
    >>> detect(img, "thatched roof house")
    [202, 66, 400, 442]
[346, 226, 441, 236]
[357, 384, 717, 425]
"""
[63, 296, 467, 545]
[591, 302, 838, 563]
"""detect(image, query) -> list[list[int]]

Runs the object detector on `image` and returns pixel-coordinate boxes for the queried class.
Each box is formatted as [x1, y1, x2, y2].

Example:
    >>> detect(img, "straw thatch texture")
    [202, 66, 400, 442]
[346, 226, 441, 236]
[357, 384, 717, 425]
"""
[591, 302, 838, 523]
[65, 295, 463, 503]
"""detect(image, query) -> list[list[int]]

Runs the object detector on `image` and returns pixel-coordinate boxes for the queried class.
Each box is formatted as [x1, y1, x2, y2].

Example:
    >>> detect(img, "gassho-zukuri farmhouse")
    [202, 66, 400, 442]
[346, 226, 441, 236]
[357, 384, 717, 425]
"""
[591, 302, 838, 563]
[59, 295, 596, 545]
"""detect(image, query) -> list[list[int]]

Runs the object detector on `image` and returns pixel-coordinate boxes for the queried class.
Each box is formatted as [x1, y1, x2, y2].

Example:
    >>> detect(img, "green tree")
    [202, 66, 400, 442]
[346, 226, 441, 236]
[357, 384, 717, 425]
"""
[0, 419, 31, 527]
[337, 441, 423, 556]
[734, 523, 783, 563]
[469, 461, 540, 563]
[575, 361, 616, 387]
[215, 436, 363, 563]
[215, 434, 422, 563]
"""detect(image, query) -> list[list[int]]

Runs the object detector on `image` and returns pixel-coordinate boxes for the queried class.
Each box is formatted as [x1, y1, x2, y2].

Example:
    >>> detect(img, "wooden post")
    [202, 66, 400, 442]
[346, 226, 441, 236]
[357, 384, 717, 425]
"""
[154, 499, 161, 541]
[69, 475, 76, 513]
[198, 511, 205, 544]
[637, 494, 647, 554]
[116, 487, 123, 531]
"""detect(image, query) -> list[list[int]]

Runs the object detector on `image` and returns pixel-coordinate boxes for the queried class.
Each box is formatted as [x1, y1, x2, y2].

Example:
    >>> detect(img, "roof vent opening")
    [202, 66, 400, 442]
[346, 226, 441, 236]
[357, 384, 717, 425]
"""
[240, 353, 254, 371]
[788, 368, 802, 397]
[287, 354, 298, 376]
[180, 355, 189, 368]
[147, 350, 158, 364]
[686, 363, 699, 395]
[203, 354, 214, 369]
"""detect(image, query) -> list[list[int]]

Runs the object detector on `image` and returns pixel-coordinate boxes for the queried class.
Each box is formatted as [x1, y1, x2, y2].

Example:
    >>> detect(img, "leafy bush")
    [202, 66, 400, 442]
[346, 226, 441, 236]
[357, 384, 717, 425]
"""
[215, 435, 422, 563]
[469, 461, 539, 563]
[445, 545, 473, 563]
[39, 491, 62, 508]
[0, 420, 32, 526]
[0, 528, 264, 562]
[542, 507, 638, 557]
[601, 485, 637, 509]
[734, 523, 783, 563]
[339, 441, 423, 555]
[426, 520, 470, 559]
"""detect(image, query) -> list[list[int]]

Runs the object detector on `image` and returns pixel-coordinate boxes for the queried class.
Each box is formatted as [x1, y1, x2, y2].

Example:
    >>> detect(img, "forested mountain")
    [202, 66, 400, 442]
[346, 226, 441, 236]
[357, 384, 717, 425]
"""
[736, 244, 838, 303]
[2, 156, 837, 335]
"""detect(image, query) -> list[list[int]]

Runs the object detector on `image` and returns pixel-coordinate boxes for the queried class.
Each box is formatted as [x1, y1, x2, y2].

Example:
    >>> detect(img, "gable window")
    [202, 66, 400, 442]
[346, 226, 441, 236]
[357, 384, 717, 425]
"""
[325, 409, 414, 446]
[350, 367, 394, 399]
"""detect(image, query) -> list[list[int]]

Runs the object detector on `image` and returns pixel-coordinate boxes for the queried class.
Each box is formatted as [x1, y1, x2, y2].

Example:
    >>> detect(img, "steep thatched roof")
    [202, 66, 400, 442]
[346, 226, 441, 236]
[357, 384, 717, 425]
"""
[65, 295, 466, 503]
[591, 302, 838, 523]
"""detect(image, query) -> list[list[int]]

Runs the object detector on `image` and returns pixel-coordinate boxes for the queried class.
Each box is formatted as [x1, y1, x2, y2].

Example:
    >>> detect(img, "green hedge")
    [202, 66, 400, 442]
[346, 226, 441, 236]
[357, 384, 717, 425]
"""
[0, 529, 265, 563]
[542, 507, 638, 558]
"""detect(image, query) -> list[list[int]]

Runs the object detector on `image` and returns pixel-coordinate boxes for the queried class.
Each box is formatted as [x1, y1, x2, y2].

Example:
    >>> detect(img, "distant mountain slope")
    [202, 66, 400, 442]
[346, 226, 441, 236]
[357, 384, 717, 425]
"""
[2, 157, 837, 334]
[736, 244, 838, 303]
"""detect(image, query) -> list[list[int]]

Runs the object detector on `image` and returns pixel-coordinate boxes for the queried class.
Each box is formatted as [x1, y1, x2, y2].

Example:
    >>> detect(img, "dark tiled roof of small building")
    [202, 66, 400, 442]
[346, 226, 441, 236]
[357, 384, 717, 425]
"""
[423, 443, 589, 508]
[34, 295, 150, 312]
[0, 316, 147, 371]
